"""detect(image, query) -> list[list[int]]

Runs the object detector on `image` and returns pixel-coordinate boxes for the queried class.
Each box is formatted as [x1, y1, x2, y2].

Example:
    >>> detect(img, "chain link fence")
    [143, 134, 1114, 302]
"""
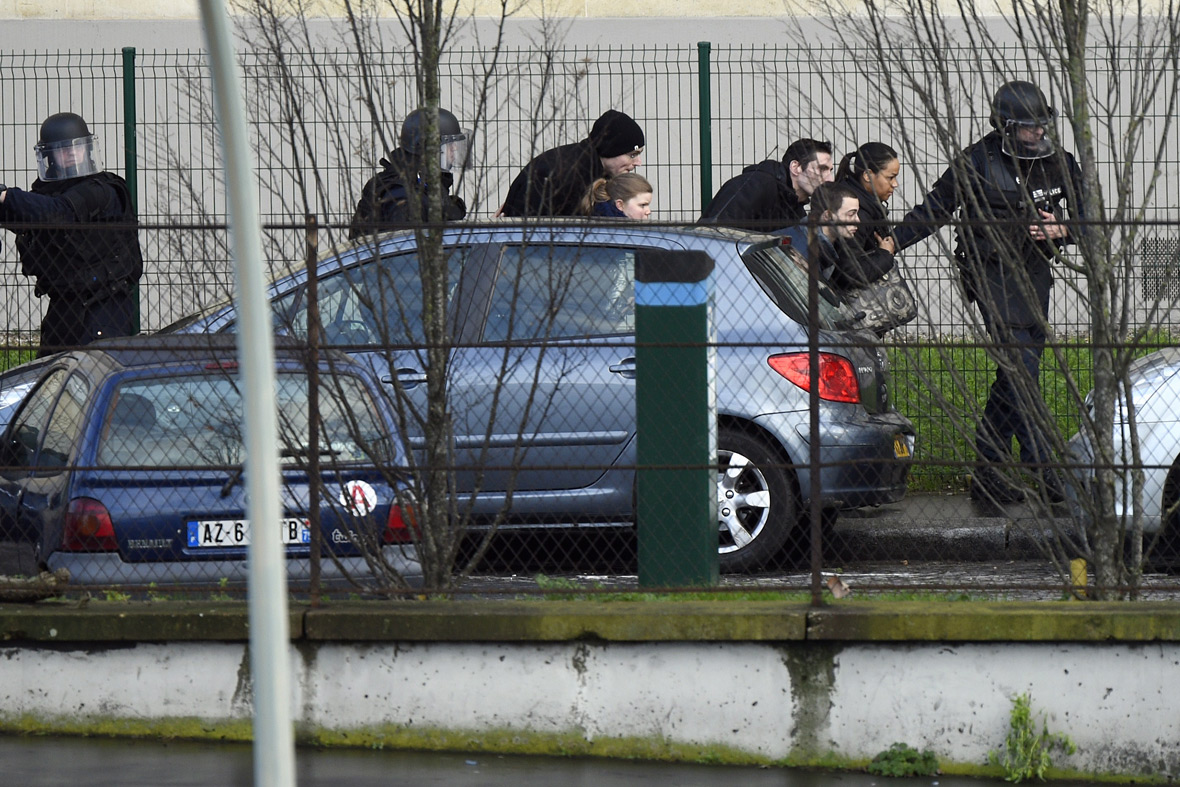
[1, 43, 1179, 601]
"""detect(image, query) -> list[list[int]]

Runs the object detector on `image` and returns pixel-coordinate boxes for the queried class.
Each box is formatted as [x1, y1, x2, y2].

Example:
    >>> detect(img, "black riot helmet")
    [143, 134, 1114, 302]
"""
[990, 81, 1056, 159]
[399, 108, 470, 173]
[35, 111, 102, 181]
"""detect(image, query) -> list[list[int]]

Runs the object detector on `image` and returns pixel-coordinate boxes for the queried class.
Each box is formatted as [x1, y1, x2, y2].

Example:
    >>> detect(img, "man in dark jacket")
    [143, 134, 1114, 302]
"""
[349, 107, 469, 239]
[498, 109, 645, 217]
[0, 112, 144, 356]
[778, 182, 861, 290]
[700, 138, 834, 231]
[893, 81, 1084, 505]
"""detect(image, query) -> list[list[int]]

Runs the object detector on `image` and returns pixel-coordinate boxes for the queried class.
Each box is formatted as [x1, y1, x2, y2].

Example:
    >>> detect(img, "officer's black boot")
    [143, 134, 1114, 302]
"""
[970, 464, 1026, 504]
[1036, 467, 1068, 505]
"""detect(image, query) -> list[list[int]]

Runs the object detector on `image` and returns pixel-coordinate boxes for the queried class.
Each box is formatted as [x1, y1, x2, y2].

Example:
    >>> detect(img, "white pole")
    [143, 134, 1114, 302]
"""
[197, 2, 295, 785]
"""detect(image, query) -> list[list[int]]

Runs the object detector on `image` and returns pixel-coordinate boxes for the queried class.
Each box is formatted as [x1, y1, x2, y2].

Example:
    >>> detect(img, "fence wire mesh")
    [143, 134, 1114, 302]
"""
[1, 43, 1179, 602]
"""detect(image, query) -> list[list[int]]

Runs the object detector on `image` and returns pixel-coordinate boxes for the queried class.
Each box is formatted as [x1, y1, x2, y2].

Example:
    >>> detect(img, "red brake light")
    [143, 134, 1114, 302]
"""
[63, 498, 119, 552]
[768, 352, 860, 404]
[384, 501, 419, 544]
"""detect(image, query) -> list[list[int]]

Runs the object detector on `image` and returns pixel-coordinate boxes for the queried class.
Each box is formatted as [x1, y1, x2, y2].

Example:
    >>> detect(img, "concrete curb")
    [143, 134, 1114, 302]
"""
[4, 600, 1180, 644]
[828, 493, 1069, 563]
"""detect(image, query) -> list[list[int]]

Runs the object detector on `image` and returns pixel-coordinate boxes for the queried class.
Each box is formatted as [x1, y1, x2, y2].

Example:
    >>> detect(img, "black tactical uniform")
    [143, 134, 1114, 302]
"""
[349, 108, 468, 239]
[893, 82, 1084, 503]
[0, 112, 143, 356]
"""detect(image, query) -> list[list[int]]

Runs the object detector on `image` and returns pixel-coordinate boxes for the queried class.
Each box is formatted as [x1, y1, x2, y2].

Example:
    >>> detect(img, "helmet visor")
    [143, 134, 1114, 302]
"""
[1001, 119, 1054, 160]
[438, 131, 470, 173]
[35, 135, 102, 180]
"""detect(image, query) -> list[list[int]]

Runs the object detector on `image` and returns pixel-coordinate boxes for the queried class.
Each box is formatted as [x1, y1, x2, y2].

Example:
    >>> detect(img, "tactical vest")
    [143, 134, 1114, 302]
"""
[952, 136, 1072, 269]
[17, 172, 144, 297]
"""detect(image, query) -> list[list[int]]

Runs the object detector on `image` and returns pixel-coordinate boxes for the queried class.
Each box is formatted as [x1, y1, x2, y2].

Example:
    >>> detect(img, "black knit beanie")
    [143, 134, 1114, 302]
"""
[590, 110, 645, 158]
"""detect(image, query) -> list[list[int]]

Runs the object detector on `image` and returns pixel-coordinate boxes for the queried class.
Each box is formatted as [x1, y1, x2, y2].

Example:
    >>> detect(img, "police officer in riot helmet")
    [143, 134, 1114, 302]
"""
[893, 80, 1085, 506]
[349, 107, 469, 239]
[0, 111, 144, 356]
[991, 80, 1056, 160]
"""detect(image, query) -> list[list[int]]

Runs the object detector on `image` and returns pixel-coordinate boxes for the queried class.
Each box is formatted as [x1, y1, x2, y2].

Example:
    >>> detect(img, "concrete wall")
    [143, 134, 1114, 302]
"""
[1, 601, 1178, 779]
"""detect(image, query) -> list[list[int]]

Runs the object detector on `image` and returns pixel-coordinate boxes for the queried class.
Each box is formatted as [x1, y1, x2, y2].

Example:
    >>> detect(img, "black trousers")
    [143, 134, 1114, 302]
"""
[38, 290, 135, 357]
[975, 286, 1053, 466]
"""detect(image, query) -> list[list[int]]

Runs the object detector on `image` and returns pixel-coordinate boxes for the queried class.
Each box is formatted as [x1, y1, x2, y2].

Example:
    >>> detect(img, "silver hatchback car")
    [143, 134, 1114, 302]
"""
[1067, 346, 1180, 564]
[166, 223, 915, 571]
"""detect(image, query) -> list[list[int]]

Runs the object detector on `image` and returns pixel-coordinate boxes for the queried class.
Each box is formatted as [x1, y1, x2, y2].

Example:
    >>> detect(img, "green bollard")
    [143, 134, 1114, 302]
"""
[635, 249, 718, 588]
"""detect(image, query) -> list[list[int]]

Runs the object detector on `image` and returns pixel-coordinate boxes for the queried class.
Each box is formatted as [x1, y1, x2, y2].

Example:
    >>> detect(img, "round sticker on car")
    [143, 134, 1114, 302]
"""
[339, 480, 378, 515]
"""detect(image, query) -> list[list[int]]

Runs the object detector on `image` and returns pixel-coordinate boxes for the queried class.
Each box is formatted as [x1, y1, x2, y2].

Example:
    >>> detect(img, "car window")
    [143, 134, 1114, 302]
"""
[742, 242, 853, 331]
[37, 373, 92, 468]
[6, 368, 69, 469]
[0, 361, 50, 435]
[272, 248, 471, 347]
[97, 371, 394, 468]
[483, 244, 636, 341]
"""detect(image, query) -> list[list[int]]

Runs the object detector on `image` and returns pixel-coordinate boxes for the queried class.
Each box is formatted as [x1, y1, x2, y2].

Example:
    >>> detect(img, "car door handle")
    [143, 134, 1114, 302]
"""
[608, 357, 636, 378]
[383, 368, 428, 388]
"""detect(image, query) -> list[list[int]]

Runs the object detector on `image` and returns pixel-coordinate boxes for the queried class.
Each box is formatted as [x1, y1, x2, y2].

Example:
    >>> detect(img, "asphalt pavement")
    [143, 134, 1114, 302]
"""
[827, 491, 1069, 564]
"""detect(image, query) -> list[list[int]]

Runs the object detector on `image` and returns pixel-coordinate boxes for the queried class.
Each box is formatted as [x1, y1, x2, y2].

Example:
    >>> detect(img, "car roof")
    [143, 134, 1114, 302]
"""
[283, 220, 776, 279]
[49, 334, 347, 372]
[158, 222, 784, 334]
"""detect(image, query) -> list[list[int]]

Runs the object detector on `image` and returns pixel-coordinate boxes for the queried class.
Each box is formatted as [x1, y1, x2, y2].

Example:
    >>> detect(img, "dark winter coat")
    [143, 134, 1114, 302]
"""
[699, 159, 805, 232]
[779, 223, 838, 287]
[591, 200, 627, 218]
[893, 131, 1083, 327]
[836, 175, 897, 288]
[500, 139, 604, 217]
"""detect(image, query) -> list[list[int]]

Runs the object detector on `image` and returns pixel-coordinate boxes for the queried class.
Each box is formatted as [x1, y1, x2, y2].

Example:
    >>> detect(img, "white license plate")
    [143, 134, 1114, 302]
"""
[187, 518, 311, 548]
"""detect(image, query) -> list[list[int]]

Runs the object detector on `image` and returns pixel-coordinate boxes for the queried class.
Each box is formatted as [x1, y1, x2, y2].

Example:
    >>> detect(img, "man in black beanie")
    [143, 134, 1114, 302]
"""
[499, 109, 645, 217]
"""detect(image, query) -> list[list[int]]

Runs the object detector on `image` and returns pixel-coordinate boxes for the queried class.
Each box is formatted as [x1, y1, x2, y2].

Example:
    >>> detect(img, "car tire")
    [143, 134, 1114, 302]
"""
[717, 427, 797, 573]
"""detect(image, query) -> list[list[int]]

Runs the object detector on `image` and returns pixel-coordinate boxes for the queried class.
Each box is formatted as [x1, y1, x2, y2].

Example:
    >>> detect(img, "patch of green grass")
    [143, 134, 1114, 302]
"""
[0, 347, 37, 373]
[533, 576, 812, 602]
[887, 332, 1171, 493]
[531, 576, 1002, 603]
[838, 590, 1004, 602]
[868, 742, 940, 778]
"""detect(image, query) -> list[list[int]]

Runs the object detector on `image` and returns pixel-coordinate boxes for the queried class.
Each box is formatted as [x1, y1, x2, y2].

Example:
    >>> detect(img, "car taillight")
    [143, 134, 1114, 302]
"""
[768, 352, 860, 404]
[384, 501, 418, 544]
[63, 498, 119, 552]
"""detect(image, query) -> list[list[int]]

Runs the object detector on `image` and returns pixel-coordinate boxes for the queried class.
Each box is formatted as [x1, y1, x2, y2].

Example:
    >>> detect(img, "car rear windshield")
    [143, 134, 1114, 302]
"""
[741, 241, 855, 331]
[97, 371, 395, 469]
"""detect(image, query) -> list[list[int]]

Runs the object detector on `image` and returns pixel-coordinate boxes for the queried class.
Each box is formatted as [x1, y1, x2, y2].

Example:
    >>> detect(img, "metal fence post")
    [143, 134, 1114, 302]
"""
[697, 41, 712, 214]
[121, 46, 140, 334]
[636, 249, 718, 588]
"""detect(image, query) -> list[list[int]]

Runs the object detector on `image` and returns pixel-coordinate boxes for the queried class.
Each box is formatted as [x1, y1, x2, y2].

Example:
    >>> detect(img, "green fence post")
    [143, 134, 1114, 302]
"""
[121, 46, 140, 334]
[697, 41, 712, 214]
[636, 249, 718, 588]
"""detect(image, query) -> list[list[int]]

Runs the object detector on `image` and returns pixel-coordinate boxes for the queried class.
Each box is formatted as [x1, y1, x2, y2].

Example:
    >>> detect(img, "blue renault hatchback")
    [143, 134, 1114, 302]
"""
[0, 334, 420, 591]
